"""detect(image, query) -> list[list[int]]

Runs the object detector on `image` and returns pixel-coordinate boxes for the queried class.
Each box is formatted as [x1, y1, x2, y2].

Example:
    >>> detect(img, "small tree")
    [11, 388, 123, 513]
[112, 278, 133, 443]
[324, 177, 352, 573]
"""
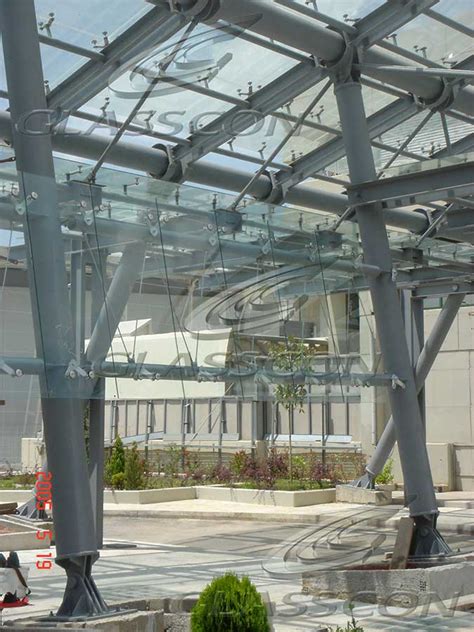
[191, 574, 269, 632]
[105, 436, 125, 486]
[124, 442, 146, 490]
[268, 337, 317, 480]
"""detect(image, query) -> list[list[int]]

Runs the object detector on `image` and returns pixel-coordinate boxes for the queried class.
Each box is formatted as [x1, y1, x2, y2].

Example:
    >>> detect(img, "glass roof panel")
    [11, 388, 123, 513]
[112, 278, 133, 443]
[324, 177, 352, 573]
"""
[290, 0, 387, 22]
[435, 0, 473, 20]
[34, 0, 149, 50]
[396, 12, 473, 65]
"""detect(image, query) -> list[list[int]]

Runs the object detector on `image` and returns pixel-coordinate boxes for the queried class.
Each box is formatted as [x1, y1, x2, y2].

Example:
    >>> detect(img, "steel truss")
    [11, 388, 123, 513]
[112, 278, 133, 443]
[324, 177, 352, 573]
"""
[0, 0, 473, 618]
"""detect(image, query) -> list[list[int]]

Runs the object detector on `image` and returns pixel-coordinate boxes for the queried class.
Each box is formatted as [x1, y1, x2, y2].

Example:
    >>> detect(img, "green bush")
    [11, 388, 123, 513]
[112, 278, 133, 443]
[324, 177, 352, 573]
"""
[111, 472, 125, 490]
[124, 443, 146, 490]
[375, 458, 394, 485]
[105, 436, 126, 485]
[191, 574, 270, 632]
[163, 443, 183, 477]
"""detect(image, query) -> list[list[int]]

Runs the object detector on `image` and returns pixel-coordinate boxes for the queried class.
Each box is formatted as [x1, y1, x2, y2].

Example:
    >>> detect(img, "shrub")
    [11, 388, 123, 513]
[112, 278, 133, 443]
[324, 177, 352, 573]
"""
[124, 443, 146, 490]
[191, 573, 269, 632]
[230, 450, 251, 478]
[291, 455, 307, 479]
[375, 458, 394, 485]
[163, 443, 182, 477]
[308, 457, 334, 485]
[105, 436, 125, 485]
[111, 472, 125, 490]
[267, 448, 288, 479]
[210, 463, 232, 484]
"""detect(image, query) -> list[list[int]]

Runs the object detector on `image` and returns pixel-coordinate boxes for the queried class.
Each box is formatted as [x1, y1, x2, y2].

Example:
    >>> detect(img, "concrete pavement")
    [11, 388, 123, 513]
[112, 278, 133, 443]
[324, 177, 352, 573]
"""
[2, 514, 473, 631]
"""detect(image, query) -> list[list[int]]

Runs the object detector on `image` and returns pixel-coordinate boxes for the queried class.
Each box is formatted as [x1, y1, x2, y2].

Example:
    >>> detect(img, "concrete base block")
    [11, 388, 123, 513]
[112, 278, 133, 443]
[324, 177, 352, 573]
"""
[164, 612, 190, 632]
[303, 561, 474, 606]
[336, 484, 392, 505]
[3, 610, 164, 631]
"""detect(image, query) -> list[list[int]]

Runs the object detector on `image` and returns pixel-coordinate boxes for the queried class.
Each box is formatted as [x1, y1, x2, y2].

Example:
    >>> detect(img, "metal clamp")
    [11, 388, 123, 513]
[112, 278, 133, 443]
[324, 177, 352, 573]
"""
[318, 32, 359, 84]
[65, 360, 88, 379]
[0, 359, 22, 377]
[150, 143, 185, 183]
[391, 374, 406, 390]
[415, 79, 461, 112]
[262, 170, 289, 205]
[167, 0, 220, 21]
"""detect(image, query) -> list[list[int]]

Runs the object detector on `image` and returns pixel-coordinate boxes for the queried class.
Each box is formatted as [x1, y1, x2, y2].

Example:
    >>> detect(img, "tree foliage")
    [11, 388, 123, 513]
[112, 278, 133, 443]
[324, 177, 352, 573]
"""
[124, 442, 146, 490]
[105, 436, 125, 486]
[191, 574, 269, 632]
[267, 336, 317, 412]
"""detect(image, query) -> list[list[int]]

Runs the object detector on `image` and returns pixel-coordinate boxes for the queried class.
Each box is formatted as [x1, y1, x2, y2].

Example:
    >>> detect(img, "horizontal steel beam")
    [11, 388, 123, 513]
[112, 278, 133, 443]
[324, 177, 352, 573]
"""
[347, 161, 474, 208]
[0, 110, 428, 232]
[0, 353, 402, 387]
[171, 0, 473, 115]
[276, 95, 420, 188]
[38, 34, 105, 62]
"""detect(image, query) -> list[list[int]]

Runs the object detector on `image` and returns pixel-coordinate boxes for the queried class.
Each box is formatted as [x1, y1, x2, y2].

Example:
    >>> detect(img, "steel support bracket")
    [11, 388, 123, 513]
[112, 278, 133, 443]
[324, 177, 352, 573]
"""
[391, 374, 407, 390]
[262, 170, 291, 205]
[416, 78, 462, 112]
[150, 143, 186, 183]
[318, 32, 360, 84]
[65, 360, 88, 380]
[0, 359, 22, 377]
[167, 0, 220, 21]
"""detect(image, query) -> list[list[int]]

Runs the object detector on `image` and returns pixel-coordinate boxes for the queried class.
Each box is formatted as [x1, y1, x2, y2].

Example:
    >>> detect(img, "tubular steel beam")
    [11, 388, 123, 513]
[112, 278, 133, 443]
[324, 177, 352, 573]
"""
[171, 0, 474, 115]
[38, 34, 105, 62]
[0, 110, 429, 233]
[0, 0, 105, 618]
[334, 79, 444, 555]
[364, 293, 466, 482]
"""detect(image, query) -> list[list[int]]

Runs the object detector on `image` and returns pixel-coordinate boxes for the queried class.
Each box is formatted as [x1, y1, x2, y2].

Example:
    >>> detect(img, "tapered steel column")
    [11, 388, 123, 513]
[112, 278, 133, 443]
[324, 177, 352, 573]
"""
[0, 0, 106, 617]
[334, 79, 445, 555]
[87, 242, 146, 367]
[88, 250, 108, 550]
[364, 293, 465, 481]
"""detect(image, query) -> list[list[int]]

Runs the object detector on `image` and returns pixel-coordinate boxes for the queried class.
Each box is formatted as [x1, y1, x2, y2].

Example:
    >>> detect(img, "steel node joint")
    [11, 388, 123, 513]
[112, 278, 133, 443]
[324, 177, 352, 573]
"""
[167, 0, 221, 21]
[415, 78, 461, 113]
[315, 30, 360, 85]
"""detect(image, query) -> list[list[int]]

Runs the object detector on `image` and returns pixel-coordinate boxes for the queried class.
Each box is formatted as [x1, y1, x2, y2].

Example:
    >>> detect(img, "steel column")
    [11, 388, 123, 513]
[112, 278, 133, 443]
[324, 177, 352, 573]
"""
[86, 242, 146, 368]
[364, 293, 466, 483]
[88, 248, 108, 550]
[0, 0, 105, 617]
[334, 79, 444, 556]
[89, 388, 105, 550]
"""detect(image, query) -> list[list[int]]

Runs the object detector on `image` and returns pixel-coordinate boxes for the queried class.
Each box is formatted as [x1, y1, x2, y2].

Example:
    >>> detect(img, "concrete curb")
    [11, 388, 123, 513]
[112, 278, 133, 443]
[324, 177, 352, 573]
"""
[103, 507, 474, 533]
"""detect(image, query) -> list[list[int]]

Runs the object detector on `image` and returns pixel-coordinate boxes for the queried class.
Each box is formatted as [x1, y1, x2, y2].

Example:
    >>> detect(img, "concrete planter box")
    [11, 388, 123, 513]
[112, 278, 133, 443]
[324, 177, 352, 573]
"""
[104, 487, 196, 505]
[0, 490, 32, 503]
[195, 486, 335, 507]
[336, 484, 392, 506]
[377, 483, 396, 492]
[303, 561, 474, 606]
